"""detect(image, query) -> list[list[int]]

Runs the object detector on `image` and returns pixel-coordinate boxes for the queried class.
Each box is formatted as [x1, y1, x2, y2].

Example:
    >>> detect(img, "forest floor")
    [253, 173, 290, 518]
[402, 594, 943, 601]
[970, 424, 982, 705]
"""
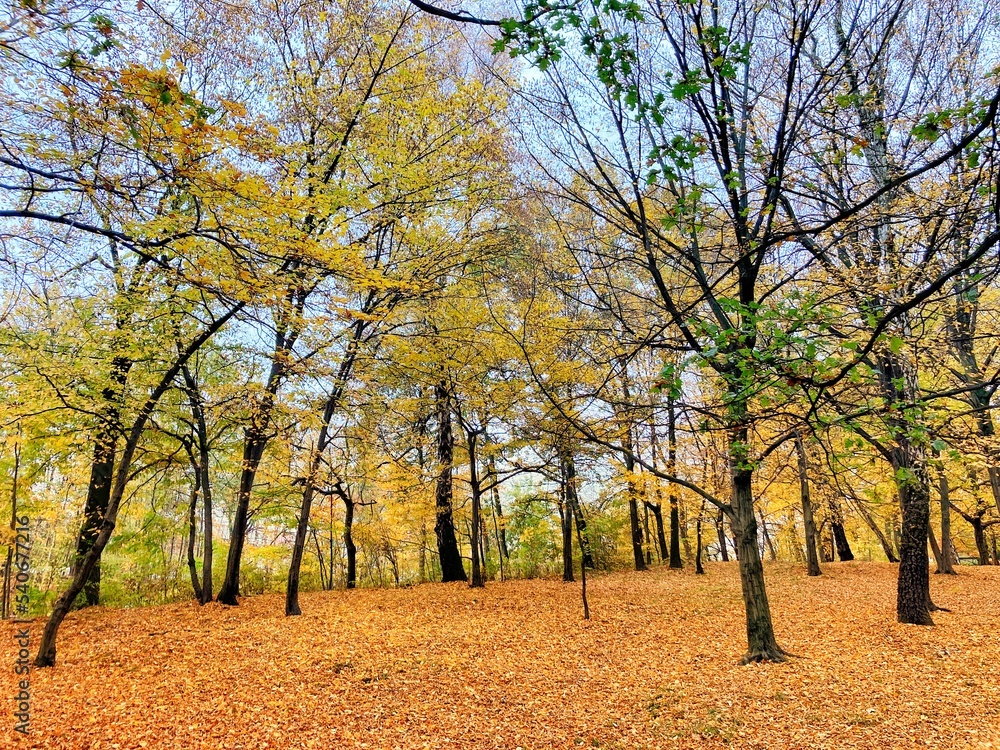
[2, 562, 999, 750]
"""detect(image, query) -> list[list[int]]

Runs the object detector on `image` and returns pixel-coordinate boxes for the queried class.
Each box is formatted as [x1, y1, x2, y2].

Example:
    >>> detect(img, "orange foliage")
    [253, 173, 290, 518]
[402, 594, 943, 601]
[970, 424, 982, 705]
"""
[2, 564, 999, 749]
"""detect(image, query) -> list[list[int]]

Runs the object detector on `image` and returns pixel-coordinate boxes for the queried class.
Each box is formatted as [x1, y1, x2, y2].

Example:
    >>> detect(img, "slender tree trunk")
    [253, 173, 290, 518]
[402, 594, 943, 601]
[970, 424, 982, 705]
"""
[646, 501, 669, 562]
[186, 474, 203, 603]
[827, 496, 855, 561]
[181, 363, 213, 602]
[759, 509, 777, 562]
[853, 497, 900, 562]
[716, 509, 730, 562]
[627, 473, 647, 571]
[665, 397, 683, 568]
[937, 468, 956, 574]
[643, 502, 653, 565]
[73, 356, 132, 607]
[287, 339, 359, 614]
[695, 507, 705, 575]
[561, 449, 593, 568]
[795, 434, 822, 577]
[560, 497, 574, 582]
[488, 457, 509, 560]
[434, 381, 466, 582]
[35, 304, 241, 666]
[344, 491, 357, 589]
[928, 521, 943, 571]
[468, 431, 485, 588]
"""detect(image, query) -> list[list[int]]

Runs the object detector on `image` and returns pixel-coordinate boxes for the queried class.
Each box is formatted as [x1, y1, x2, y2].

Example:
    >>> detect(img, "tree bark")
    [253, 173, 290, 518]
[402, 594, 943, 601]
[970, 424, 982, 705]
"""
[795, 433, 822, 577]
[434, 381, 466, 582]
[181, 362, 213, 602]
[730, 464, 785, 663]
[73, 355, 132, 607]
[468, 430, 485, 588]
[185, 473, 203, 603]
[936, 467, 956, 574]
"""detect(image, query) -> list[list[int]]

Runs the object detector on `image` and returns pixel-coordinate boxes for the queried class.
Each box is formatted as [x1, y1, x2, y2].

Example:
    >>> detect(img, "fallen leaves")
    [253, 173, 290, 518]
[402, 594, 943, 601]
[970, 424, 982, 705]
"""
[2, 562, 999, 749]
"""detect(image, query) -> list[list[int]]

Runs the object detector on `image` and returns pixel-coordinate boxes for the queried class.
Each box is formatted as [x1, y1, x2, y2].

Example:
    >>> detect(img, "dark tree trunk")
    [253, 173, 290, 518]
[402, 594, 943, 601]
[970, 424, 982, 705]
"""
[831, 521, 854, 562]
[286, 337, 359, 614]
[35, 304, 241, 666]
[560, 499, 574, 582]
[561, 449, 593, 568]
[795, 434, 822, 577]
[181, 363, 213, 602]
[730, 464, 785, 663]
[646, 501, 669, 562]
[627, 478, 647, 571]
[893, 452, 934, 624]
[665, 397, 683, 568]
[716, 509, 730, 562]
[434, 381, 466, 582]
[695, 507, 705, 575]
[186, 473, 203, 603]
[217, 428, 270, 605]
[74, 356, 132, 607]
[344, 490, 357, 588]
[468, 430, 485, 588]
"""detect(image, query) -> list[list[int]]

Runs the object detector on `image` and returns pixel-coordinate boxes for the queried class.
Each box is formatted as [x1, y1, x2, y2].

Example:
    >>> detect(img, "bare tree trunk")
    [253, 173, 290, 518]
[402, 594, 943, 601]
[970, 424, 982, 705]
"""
[185, 474, 203, 603]
[759, 509, 777, 562]
[937, 468, 956, 574]
[434, 381, 466, 582]
[467, 430, 485, 588]
[716, 509, 730, 562]
[795, 434, 822, 577]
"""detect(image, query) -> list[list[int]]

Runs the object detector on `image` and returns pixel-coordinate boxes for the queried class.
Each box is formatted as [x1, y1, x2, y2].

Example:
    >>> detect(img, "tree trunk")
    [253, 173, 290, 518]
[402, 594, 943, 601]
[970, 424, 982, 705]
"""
[186, 474, 203, 603]
[560, 498, 574, 582]
[73, 357, 132, 608]
[344, 492, 357, 589]
[434, 381, 467, 582]
[831, 521, 854, 562]
[695, 506, 705, 575]
[468, 431, 485, 589]
[894, 454, 934, 624]
[35, 304, 241, 666]
[936, 468, 956, 574]
[665, 398, 683, 568]
[759, 509, 777, 562]
[730, 465, 785, 663]
[646, 501, 669, 562]
[488, 457, 509, 560]
[561, 450, 593, 568]
[795, 434, 822, 577]
[716, 509, 730, 562]
[180, 363, 213, 603]
[627, 477, 647, 571]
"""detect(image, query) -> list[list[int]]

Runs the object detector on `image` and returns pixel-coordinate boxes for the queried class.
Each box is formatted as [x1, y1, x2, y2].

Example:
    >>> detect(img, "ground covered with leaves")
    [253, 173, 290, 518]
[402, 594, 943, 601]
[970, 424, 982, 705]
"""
[3, 563, 999, 749]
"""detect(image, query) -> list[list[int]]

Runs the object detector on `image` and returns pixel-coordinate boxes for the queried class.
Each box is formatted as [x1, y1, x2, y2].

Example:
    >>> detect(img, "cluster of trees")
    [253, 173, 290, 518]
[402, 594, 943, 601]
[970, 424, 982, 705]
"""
[1, 0, 999, 667]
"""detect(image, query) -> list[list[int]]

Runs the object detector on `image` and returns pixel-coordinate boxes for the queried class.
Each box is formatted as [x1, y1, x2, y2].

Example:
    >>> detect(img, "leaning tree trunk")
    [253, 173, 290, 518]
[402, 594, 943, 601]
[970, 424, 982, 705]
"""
[561, 448, 593, 568]
[286, 336, 359, 614]
[73, 356, 131, 607]
[35, 304, 240, 666]
[434, 381, 466, 582]
[795, 433, 822, 577]
[716, 510, 730, 562]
